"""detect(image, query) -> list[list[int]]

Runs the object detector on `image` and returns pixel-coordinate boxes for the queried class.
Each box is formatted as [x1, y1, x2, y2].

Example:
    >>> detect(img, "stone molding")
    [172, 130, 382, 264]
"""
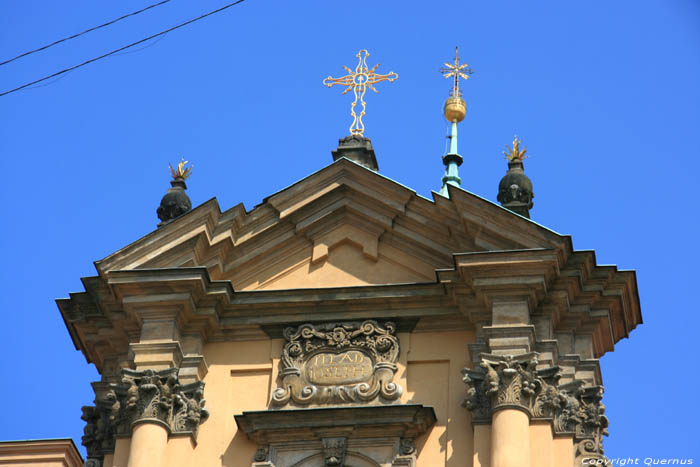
[236, 405, 435, 467]
[81, 369, 209, 465]
[271, 320, 402, 407]
[463, 353, 609, 462]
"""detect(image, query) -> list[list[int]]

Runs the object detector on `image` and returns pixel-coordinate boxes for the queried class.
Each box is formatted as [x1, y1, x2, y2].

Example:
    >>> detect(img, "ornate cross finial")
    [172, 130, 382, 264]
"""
[440, 46, 473, 97]
[169, 157, 193, 180]
[323, 49, 398, 136]
[503, 136, 529, 161]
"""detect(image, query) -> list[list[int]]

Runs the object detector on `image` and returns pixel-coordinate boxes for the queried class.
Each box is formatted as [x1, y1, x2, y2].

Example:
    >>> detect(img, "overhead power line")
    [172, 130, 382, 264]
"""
[0, 0, 173, 67]
[0, 0, 247, 97]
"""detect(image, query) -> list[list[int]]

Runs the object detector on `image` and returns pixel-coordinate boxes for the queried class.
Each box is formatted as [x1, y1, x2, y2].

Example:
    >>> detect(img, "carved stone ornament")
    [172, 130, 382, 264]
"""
[463, 353, 609, 462]
[114, 368, 209, 436]
[322, 437, 347, 466]
[81, 384, 120, 464]
[272, 320, 402, 406]
[253, 445, 269, 462]
[463, 353, 540, 418]
[399, 438, 416, 456]
[81, 368, 209, 462]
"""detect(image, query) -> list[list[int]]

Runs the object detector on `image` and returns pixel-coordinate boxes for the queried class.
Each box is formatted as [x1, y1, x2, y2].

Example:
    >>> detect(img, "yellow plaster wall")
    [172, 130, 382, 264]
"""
[530, 421, 554, 467]
[553, 436, 575, 466]
[473, 424, 491, 467]
[163, 331, 477, 466]
[241, 241, 434, 290]
[149, 329, 570, 467]
[164, 436, 194, 467]
[403, 331, 474, 467]
[110, 437, 129, 467]
[194, 340, 273, 467]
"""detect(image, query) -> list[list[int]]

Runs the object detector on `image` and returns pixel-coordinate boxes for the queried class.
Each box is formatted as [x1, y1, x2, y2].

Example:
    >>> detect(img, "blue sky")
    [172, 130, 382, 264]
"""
[1, 0, 698, 460]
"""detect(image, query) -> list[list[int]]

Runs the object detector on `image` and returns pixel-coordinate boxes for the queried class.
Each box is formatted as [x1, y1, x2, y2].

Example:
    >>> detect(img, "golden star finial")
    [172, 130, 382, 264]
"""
[169, 157, 193, 180]
[440, 46, 473, 97]
[503, 136, 528, 161]
[323, 49, 398, 136]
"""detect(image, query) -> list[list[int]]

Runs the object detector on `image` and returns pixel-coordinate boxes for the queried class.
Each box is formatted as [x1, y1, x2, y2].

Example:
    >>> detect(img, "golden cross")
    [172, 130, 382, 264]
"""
[440, 46, 473, 97]
[323, 49, 398, 136]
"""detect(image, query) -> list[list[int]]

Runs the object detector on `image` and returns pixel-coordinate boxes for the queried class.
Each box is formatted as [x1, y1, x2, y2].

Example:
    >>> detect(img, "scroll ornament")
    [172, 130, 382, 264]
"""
[272, 320, 402, 406]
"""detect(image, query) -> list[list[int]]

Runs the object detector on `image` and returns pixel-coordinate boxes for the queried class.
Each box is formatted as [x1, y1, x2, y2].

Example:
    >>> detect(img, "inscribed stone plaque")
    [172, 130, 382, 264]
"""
[271, 320, 402, 406]
[306, 350, 373, 385]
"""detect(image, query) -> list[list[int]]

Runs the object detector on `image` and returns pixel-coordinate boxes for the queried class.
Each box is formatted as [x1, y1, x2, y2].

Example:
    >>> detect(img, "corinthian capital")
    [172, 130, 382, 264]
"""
[116, 368, 179, 431]
[80, 367, 209, 457]
[464, 355, 609, 464]
[114, 368, 209, 437]
[81, 384, 120, 464]
[463, 353, 541, 418]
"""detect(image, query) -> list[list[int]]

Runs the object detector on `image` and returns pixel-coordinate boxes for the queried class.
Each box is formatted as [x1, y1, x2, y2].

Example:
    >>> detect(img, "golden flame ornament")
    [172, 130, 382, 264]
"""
[323, 49, 398, 136]
[169, 157, 193, 180]
[503, 136, 529, 161]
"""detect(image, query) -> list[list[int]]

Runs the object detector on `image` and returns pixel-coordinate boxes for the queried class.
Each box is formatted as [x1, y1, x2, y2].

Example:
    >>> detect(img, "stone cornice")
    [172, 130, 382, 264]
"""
[235, 404, 436, 444]
[59, 247, 641, 374]
[0, 440, 83, 467]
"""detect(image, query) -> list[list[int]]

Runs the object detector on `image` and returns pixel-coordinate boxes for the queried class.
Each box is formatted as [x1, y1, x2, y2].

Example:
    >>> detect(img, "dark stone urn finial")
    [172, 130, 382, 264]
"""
[498, 137, 534, 218]
[497, 158, 534, 218]
[331, 134, 379, 171]
[157, 158, 193, 226]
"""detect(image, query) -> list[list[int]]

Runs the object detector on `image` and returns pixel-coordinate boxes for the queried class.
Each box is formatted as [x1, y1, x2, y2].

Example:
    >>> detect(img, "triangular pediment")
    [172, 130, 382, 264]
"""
[96, 158, 569, 291]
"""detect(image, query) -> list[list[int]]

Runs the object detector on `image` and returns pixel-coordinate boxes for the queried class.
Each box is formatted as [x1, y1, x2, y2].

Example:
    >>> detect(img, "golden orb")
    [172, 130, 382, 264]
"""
[444, 96, 466, 122]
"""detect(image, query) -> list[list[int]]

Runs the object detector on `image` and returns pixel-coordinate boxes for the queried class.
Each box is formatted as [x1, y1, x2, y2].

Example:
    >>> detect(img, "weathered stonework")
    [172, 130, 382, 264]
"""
[81, 384, 120, 466]
[322, 437, 347, 466]
[464, 353, 609, 464]
[236, 405, 435, 467]
[462, 353, 540, 418]
[81, 368, 209, 465]
[272, 320, 402, 406]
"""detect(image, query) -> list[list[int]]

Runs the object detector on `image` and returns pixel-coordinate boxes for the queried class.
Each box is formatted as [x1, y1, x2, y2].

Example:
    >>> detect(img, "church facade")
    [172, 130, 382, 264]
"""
[36, 49, 642, 467]
[52, 128, 641, 466]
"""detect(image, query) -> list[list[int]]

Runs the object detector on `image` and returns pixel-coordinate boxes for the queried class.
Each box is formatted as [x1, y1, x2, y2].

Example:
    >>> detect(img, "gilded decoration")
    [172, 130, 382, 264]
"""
[323, 49, 398, 136]
[463, 353, 609, 462]
[81, 368, 209, 464]
[271, 320, 402, 406]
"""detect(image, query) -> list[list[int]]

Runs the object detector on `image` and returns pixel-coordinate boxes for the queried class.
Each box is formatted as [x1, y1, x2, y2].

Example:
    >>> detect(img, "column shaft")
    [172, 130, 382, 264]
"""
[126, 423, 168, 467]
[491, 409, 530, 467]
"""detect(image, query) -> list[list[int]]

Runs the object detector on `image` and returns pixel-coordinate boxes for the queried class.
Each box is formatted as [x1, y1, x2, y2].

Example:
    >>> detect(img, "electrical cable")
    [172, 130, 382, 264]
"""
[0, 0, 247, 97]
[0, 0, 173, 67]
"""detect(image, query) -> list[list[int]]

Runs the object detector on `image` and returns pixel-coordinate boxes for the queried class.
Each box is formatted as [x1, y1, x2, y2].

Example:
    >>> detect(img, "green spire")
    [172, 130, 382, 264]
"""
[440, 122, 464, 197]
